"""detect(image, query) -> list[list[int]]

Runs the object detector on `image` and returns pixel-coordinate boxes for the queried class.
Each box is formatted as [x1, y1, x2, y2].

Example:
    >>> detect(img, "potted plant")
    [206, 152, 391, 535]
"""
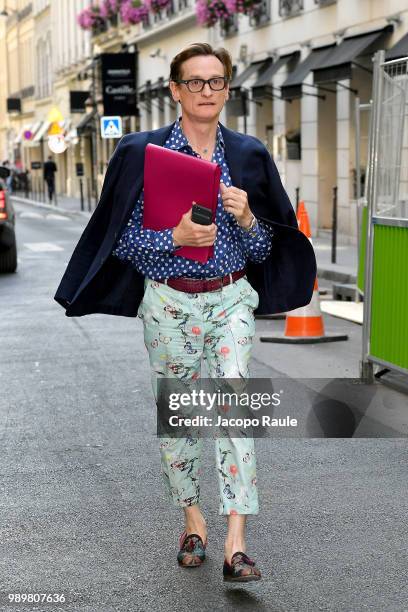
[195, 0, 234, 27]
[146, 0, 172, 15]
[120, 0, 150, 24]
[77, 5, 108, 34]
[225, 0, 263, 16]
[100, 0, 122, 26]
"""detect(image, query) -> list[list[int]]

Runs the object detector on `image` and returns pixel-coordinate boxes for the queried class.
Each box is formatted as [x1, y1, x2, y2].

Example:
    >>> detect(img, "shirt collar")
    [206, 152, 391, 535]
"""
[167, 115, 225, 153]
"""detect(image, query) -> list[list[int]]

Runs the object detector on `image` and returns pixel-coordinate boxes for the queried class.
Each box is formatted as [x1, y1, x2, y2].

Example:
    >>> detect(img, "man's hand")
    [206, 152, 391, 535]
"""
[220, 182, 254, 229]
[173, 207, 217, 247]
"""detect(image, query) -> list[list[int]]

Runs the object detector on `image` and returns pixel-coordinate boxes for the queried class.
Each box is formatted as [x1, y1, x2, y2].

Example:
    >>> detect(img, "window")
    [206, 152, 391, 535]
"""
[249, 0, 271, 28]
[279, 0, 303, 18]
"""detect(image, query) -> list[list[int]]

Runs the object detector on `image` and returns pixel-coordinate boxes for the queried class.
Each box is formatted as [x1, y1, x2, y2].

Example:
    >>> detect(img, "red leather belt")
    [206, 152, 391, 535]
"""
[156, 268, 246, 293]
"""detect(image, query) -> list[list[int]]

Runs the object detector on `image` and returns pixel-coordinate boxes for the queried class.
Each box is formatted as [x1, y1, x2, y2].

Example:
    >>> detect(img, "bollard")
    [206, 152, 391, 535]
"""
[331, 185, 337, 264]
[79, 178, 84, 212]
[87, 178, 91, 212]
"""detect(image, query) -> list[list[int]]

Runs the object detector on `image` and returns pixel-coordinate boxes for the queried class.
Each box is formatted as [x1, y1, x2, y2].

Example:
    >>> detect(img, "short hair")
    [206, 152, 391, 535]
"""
[169, 42, 233, 83]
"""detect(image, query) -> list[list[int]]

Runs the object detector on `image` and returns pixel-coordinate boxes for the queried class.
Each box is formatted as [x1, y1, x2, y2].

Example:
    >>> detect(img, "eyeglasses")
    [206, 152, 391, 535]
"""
[173, 77, 229, 93]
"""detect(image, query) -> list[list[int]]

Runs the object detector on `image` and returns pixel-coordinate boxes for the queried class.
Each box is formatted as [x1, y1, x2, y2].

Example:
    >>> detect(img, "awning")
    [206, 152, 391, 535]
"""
[65, 128, 78, 143]
[33, 121, 51, 142]
[14, 124, 31, 145]
[23, 121, 44, 147]
[229, 58, 272, 91]
[281, 45, 335, 99]
[251, 52, 300, 100]
[16, 122, 41, 146]
[313, 25, 393, 83]
[76, 111, 96, 133]
[150, 77, 166, 99]
[385, 32, 408, 61]
[61, 118, 71, 130]
[138, 80, 152, 102]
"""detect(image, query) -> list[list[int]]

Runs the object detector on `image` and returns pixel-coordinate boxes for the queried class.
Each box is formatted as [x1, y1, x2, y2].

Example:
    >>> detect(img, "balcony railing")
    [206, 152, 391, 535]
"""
[279, 0, 303, 17]
[142, 0, 192, 31]
[151, 0, 175, 26]
[220, 13, 239, 38]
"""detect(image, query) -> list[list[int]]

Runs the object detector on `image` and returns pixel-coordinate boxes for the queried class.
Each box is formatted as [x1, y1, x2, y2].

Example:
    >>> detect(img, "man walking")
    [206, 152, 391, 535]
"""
[54, 43, 316, 585]
[43, 155, 57, 202]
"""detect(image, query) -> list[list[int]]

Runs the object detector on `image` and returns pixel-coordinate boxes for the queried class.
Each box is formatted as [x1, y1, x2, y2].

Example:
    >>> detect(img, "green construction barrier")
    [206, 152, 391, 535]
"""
[357, 204, 367, 294]
[370, 223, 408, 370]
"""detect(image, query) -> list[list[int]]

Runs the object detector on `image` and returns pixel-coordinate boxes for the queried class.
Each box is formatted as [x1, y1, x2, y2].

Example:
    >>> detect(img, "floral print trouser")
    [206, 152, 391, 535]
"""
[138, 275, 260, 515]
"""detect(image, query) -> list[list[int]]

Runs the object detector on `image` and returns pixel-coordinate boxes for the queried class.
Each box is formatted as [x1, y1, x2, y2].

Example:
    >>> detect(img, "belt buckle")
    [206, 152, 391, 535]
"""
[222, 272, 233, 288]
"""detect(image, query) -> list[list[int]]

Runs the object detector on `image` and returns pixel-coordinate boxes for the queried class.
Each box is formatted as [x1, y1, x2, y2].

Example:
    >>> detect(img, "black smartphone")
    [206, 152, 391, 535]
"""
[191, 203, 213, 225]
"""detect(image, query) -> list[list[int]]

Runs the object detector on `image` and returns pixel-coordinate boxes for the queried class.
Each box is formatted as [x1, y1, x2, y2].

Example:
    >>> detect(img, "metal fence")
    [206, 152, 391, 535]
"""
[361, 50, 408, 381]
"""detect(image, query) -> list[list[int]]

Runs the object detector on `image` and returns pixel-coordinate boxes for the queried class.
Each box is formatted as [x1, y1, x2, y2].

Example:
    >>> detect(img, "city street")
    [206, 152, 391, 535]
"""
[1, 201, 407, 612]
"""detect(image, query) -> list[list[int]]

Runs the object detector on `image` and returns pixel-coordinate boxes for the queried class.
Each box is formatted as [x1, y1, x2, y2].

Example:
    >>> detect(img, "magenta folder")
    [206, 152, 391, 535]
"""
[143, 142, 221, 263]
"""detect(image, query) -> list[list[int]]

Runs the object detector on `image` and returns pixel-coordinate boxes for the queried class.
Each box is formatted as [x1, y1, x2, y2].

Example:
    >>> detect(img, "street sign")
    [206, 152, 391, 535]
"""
[100, 116, 123, 139]
[101, 53, 137, 116]
[31, 161, 42, 170]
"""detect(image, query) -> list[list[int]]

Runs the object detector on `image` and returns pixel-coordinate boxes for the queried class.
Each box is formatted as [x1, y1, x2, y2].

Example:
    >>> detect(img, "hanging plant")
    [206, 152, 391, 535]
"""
[120, 0, 150, 24]
[146, 0, 172, 14]
[195, 0, 233, 27]
[100, 0, 122, 20]
[225, 0, 263, 16]
[77, 5, 106, 30]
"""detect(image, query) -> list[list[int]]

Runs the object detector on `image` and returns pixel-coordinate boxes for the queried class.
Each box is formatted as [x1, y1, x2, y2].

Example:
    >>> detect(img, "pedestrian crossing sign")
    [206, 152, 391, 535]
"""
[100, 116, 123, 139]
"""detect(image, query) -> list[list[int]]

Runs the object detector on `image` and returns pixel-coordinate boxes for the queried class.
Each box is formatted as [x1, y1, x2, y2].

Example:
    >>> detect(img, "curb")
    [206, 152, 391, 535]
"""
[317, 267, 357, 284]
[11, 195, 92, 219]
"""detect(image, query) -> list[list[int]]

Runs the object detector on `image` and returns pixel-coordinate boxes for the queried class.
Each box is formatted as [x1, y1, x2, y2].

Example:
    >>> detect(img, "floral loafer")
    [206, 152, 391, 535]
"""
[177, 530, 208, 568]
[223, 551, 262, 582]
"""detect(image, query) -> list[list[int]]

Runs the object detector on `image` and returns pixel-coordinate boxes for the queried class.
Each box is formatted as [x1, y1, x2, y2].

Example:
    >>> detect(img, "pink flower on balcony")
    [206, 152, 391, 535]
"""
[225, 0, 263, 15]
[77, 4, 106, 30]
[146, 0, 172, 14]
[120, 0, 150, 23]
[100, 0, 122, 18]
[77, 7, 95, 29]
[195, 0, 233, 27]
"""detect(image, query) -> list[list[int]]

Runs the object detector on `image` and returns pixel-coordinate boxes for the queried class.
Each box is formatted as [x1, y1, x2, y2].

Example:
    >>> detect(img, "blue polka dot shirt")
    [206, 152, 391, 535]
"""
[112, 116, 274, 279]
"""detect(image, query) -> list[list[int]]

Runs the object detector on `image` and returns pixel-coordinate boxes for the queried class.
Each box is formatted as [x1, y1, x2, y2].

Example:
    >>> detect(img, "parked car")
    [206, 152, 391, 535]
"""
[0, 166, 17, 273]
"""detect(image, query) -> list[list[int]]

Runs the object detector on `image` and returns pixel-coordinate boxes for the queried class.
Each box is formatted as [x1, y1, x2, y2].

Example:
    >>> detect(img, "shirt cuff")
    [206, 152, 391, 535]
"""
[238, 216, 261, 239]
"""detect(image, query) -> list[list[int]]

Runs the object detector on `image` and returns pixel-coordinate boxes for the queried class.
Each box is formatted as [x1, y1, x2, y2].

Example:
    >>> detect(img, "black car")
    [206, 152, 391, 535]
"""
[0, 166, 17, 272]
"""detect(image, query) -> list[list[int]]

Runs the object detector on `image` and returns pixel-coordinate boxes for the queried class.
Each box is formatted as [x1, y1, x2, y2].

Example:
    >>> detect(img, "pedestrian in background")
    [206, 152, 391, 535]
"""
[2, 160, 13, 193]
[43, 155, 57, 202]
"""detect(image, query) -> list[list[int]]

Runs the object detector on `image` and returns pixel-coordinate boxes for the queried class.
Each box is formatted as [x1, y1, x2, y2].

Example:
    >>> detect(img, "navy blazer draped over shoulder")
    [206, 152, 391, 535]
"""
[54, 120, 316, 317]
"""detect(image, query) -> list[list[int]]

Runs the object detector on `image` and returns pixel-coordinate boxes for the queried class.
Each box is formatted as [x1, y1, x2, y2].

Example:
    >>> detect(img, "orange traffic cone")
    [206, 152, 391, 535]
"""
[296, 199, 306, 219]
[260, 203, 348, 344]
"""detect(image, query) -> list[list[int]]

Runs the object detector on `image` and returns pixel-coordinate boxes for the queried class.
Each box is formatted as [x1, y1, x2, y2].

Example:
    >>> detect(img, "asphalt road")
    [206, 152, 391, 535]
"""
[1, 201, 407, 612]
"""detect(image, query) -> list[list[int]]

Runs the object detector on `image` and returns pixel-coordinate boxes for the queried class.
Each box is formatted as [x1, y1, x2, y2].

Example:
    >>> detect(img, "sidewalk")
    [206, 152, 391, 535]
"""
[11, 193, 359, 283]
[11, 192, 94, 218]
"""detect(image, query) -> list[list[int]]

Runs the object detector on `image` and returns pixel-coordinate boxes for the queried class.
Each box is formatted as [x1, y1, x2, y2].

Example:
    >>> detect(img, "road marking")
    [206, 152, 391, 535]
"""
[19, 211, 44, 219]
[45, 213, 71, 221]
[23, 242, 64, 252]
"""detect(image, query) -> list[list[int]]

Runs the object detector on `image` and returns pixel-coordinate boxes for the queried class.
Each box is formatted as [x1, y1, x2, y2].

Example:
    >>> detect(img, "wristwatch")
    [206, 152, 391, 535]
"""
[241, 214, 258, 237]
